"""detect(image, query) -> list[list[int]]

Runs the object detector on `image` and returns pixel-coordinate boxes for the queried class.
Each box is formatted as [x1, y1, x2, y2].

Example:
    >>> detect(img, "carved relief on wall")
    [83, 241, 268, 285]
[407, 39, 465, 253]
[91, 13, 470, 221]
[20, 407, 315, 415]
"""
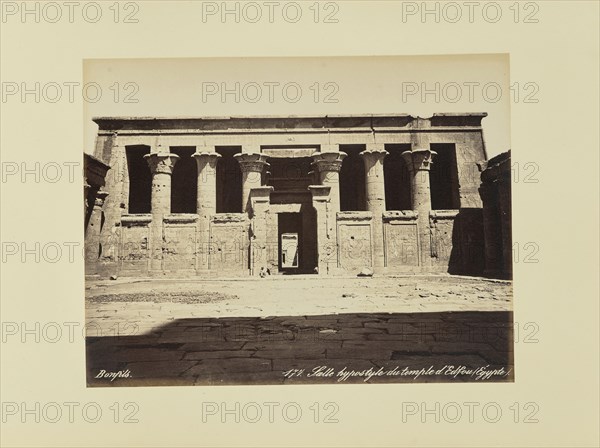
[209, 221, 248, 273]
[384, 222, 419, 267]
[430, 212, 457, 263]
[163, 225, 197, 271]
[337, 223, 372, 270]
[119, 225, 150, 272]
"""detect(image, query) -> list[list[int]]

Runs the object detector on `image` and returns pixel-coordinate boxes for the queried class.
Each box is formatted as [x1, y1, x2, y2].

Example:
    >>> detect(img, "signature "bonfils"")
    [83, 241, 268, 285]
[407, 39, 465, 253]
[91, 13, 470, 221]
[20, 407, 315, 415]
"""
[94, 369, 132, 381]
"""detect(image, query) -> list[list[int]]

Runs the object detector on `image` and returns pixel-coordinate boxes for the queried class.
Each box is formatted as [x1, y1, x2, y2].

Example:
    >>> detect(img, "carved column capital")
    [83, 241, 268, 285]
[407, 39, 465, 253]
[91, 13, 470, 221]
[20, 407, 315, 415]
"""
[192, 151, 221, 169]
[360, 146, 388, 165]
[311, 151, 347, 173]
[144, 152, 180, 175]
[401, 148, 437, 172]
[234, 152, 270, 173]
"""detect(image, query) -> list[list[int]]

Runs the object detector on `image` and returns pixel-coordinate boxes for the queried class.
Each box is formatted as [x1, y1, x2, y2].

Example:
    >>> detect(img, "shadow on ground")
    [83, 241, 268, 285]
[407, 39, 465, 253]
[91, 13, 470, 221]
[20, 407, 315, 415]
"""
[87, 311, 514, 386]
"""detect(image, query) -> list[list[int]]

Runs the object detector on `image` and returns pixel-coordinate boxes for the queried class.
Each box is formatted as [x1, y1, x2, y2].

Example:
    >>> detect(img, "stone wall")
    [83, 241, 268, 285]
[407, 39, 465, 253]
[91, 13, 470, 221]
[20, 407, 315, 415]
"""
[118, 215, 151, 276]
[479, 150, 512, 279]
[430, 209, 484, 276]
[209, 214, 249, 275]
[383, 211, 420, 270]
[163, 214, 198, 273]
[87, 114, 493, 278]
[336, 212, 373, 273]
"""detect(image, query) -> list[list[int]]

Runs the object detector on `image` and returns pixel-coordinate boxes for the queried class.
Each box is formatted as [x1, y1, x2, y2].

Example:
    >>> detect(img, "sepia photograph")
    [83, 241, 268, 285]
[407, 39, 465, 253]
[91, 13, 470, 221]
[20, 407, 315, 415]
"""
[2, 2, 598, 446]
[84, 56, 514, 386]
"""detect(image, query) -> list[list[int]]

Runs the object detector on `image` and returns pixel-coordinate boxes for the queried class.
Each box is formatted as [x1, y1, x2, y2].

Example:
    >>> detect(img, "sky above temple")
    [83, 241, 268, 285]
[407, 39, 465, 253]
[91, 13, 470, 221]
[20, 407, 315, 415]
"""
[84, 54, 510, 159]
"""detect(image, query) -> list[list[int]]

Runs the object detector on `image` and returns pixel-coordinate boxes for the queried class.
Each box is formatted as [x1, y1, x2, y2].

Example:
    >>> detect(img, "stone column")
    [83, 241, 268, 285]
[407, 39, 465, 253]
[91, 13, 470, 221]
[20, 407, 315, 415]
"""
[193, 151, 221, 271]
[249, 186, 274, 275]
[234, 153, 269, 213]
[361, 144, 388, 270]
[311, 151, 347, 213]
[85, 190, 108, 274]
[144, 152, 179, 271]
[402, 148, 436, 267]
[309, 185, 334, 275]
[97, 142, 126, 276]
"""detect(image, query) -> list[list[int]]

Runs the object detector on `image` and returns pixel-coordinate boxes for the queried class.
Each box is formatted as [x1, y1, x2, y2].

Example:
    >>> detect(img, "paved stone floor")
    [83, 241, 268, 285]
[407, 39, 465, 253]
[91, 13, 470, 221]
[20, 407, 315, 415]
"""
[85, 275, 513, 386]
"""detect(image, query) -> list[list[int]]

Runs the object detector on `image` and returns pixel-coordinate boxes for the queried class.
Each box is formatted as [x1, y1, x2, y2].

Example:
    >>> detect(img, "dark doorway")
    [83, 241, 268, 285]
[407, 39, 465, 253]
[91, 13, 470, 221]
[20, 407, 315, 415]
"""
[126, 145, 151, 214]
[278, 213, 302, 274]
[339, 145, 366, 211]
[216, 146, 243, 213]
[430, 143, 460, 210]
[171, 147, 197, 214]
[384, 144, 412, 211]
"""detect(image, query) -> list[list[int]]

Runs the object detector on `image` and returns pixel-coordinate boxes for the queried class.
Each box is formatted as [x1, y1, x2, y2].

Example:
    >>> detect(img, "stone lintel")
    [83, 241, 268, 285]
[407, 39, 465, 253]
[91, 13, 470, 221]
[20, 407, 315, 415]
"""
[382, 210, 419, 221]
[211, 213, 248, 224]
[262, 147, 317, 158]
[121, 214, 152, 226]
[430, 210, 459, 220]
[270, 203, 303, 214]
[93, 113, 488, 133]
[336, 211, 373, 221]
[163, 214, 199, 224]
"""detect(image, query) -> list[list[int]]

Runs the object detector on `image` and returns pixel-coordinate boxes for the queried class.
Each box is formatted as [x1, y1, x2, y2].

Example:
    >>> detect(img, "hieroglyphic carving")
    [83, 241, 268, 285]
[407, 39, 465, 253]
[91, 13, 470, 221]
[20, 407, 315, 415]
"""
[119, 224, 150, 273]
[163, 225, 197, 271]
[430, 214, 457, 264]
[209, 219, 248, 273]
[337, 223, 372, 270]
[384, 222, 419, 267]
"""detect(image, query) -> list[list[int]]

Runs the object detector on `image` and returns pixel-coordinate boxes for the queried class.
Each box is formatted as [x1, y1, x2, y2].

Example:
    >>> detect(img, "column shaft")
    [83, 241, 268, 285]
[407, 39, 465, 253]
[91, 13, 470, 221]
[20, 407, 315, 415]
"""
[361, 145, 388, 270]
[402, 148, 436, 267]
[249, 186, 274, 275]
[194, 151, 220, 216]
[85, 190, 108, 274]
[145, 152, 179, 271]
[193, 151, 221, 271]
[309, 185, 333, 275]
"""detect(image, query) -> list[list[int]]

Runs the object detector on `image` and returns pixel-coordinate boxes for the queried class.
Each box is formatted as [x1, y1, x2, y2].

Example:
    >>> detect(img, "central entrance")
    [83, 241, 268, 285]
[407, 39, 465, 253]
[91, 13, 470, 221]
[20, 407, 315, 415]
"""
[278, 213, 301, 271]
[264, 149, 318, 274]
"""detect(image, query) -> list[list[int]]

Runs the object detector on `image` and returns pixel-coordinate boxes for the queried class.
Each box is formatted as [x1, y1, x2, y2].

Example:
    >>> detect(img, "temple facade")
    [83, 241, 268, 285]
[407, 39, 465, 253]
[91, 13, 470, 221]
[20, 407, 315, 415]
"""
[84, 114, 495, 278]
